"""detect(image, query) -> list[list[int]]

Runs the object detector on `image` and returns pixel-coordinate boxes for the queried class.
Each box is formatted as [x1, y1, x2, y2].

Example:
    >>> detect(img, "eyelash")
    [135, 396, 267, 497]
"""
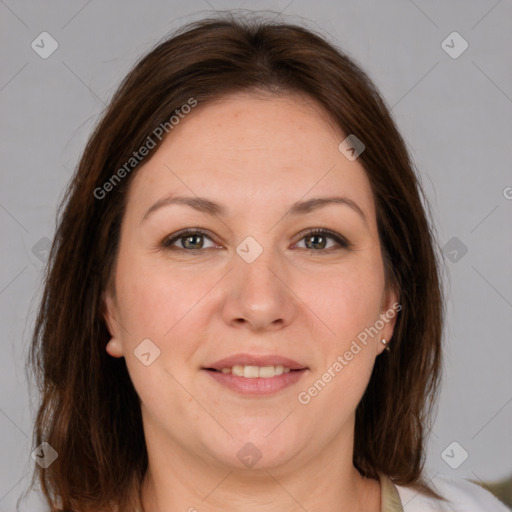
[161, 227, 351, 254]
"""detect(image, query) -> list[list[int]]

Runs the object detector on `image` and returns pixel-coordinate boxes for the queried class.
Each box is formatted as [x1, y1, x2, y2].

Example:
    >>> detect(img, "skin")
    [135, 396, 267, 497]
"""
[103, 92, 399, 512]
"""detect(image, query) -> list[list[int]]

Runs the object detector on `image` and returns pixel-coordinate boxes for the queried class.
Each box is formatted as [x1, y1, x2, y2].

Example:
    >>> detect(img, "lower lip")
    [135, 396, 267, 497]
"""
[203, 369, 308, 395]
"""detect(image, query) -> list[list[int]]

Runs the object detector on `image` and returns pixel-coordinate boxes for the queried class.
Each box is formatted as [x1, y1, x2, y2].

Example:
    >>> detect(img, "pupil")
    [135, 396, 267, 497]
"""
[306, 234, 325, 250]
[181, 234, 327, 250]
[184, 234, 202, 249]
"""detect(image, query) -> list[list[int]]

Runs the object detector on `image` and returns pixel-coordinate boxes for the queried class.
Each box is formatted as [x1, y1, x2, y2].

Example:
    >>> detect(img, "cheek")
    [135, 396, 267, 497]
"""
[112, 252, 210, 401]
[312, 261, 385, 345]
[299, 268, 383, 422]
[114, 252, 212, 339]
[114, 254, 205, 420]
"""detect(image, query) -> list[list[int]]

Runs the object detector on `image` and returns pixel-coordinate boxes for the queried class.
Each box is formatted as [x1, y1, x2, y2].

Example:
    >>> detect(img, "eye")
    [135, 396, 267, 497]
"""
[162, 228, 218, 252]
[294, 228, 351, 252]
[161, 227, 351, 254]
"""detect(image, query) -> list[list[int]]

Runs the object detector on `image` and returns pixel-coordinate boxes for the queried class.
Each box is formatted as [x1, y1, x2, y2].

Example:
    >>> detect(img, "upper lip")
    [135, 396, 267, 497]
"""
[204, 353, 308, 371]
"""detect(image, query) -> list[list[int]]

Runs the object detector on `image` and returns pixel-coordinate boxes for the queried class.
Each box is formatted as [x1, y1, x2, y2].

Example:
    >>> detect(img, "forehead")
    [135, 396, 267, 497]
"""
[158, 92, 343, 162]
[126, 92, 376, 225]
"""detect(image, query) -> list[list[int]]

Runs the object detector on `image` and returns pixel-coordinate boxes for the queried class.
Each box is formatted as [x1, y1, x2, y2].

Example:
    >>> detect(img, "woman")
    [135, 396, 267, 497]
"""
[28, 14, 509, 512]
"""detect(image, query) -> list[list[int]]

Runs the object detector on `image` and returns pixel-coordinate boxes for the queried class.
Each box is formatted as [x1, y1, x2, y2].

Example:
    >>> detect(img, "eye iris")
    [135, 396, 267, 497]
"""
[183, 234, 203, 249]
[305, 234, 327, 250]
[168, 230, 341, 251]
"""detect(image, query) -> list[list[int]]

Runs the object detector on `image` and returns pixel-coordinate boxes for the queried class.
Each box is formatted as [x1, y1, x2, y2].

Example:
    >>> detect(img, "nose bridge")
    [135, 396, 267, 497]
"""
[238, 244, 279, 295]
[221, 238, 297, 330]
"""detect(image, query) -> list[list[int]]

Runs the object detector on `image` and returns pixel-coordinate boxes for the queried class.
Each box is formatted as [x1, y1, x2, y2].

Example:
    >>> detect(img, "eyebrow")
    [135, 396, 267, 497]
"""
[141, 194, 367, 225]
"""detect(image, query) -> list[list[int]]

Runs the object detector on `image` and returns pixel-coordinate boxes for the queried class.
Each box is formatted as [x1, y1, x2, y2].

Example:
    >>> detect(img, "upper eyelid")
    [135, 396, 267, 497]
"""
[163, 228, 217, 246]
[163, 228, 349, 249]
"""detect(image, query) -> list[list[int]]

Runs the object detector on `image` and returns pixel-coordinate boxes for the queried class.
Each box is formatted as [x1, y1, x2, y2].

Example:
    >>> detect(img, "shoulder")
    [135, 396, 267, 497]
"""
[394, 473, 510, 511]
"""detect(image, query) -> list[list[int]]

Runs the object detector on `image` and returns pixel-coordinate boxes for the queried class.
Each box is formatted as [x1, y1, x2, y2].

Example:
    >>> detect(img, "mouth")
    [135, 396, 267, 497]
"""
[204, 365, 301, 378]
[202, 354, 309, 395]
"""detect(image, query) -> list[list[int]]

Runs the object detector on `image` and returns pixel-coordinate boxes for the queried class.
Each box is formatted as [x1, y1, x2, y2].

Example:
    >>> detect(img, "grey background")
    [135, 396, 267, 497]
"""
[1, 0, 511, 510]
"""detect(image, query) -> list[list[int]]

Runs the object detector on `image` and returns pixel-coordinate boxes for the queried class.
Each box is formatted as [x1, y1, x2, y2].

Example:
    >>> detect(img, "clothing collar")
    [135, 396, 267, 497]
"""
[379, 471, 405, 512]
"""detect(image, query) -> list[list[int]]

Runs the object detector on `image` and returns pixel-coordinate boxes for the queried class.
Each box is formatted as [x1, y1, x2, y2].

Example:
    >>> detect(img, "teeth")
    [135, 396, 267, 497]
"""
[225, 365, 292, 378]
[259, 366, 277, 378]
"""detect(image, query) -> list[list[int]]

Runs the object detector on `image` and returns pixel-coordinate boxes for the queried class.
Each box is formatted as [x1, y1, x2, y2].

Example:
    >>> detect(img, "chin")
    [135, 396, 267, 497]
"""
[199, 425, 304, 471]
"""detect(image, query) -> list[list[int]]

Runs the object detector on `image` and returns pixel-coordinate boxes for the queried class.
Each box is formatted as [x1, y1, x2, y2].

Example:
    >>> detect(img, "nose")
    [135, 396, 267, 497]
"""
[221, 247, 298, 332]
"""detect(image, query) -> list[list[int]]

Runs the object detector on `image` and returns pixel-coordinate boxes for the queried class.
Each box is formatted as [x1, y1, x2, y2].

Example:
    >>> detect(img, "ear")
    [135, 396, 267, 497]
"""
[376, 284, 401, 355]
[102, 288, 124, 358]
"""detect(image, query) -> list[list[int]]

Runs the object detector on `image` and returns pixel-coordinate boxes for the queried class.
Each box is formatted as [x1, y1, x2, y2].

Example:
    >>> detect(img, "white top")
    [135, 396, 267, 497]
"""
[386, 472, 510, 511]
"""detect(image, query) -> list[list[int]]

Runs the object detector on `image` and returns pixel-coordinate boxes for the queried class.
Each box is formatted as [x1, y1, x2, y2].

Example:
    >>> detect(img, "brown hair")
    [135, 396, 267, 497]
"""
[28, 13, 446, 511]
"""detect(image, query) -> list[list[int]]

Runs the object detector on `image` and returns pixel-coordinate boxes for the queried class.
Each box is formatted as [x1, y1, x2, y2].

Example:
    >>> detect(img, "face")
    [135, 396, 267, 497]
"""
[103, 92, 398, 472]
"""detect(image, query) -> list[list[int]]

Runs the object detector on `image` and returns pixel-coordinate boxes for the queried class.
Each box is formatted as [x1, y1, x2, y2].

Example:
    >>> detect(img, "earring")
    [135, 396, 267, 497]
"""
[381, 338, 390, 352]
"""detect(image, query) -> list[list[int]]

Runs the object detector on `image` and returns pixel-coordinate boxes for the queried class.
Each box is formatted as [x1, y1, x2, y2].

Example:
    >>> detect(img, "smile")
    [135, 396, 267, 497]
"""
[215, 365, 292, 378]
